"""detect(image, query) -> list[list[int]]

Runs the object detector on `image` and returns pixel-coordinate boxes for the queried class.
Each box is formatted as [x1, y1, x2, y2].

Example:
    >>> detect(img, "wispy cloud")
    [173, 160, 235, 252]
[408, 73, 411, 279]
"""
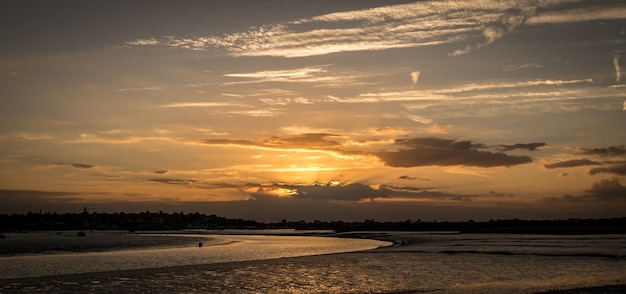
[125, 0, 587, 58]
[410, 71, 420, 89]
[202, 133, 345, 152]
[117, 87, 162, 92]
[614, 51, 622, 83]
[503, 63, 542, 71]
[159, 102, 250, 108]
[526, 5, 626, 24]
[222, 65, 363, 87]
[68, 132, 174, 144]
[223, 66, 329, 81]
[0, 132, 52, 141]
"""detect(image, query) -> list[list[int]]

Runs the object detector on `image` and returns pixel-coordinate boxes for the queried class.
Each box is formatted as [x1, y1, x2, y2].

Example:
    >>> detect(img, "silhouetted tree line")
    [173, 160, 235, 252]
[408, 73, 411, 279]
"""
[1, 212, 625, 234]
[325, 218, 626, 234]
[0, 211, 261, 231]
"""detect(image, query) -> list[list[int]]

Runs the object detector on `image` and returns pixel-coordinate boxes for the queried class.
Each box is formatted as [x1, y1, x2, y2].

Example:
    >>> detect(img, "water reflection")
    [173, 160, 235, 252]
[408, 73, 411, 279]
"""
[0, 235, 390, 279]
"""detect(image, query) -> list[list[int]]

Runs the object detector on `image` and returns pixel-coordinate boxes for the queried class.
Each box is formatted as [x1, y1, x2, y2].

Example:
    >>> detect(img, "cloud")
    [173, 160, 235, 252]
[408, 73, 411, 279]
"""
[410, 71, 420, 88]
[374, 138, 532, 168]
[117, 87, 162, 92]
[503, 63, 542, 71]
[148, 178, 198, 185]
[249, 182, 469, 203]
[547, 178, 626, 203]
[450, 6, 537, 56]
[574, 146, 626, 157]
[588, 163, 626, 176]
[202, 133, 351, 154]
[125, 1, 579, 58]
[252, 183, 391, 202]
[499, 143, 546, 151]
[526, 5, 626, 24]
[544, 159, 602, 169]
[71, 163, 95, 169]
[399, 175, 430, 181]
[223, 65, 331, 83]
[263, 134, 341, 148]
[614, 51, 622, 83]
[159, 102, 250, 108]
[0, 132, 52, 141]
[46, 163, 96, 169]
[587, 178, 626, 201]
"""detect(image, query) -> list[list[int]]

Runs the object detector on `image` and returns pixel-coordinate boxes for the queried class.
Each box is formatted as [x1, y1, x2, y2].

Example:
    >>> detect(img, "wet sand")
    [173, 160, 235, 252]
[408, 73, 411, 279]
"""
[0, 231, 215, 256]
[1, 251, 624, 293]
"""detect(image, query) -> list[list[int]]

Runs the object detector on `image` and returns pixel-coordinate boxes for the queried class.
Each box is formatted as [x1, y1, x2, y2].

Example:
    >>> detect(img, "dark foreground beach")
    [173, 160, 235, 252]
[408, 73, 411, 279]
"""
[0, 231, 216, 256]
[1, 231, 624, 293]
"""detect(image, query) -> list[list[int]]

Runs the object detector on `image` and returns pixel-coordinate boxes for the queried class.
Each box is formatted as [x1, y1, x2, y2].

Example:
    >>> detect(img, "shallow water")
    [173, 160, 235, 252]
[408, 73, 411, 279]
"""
[0, 234, 389, 279]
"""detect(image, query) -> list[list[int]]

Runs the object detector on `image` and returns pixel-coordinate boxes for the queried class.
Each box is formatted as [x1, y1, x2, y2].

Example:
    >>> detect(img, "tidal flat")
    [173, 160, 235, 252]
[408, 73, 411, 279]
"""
[1, 231, 625, 293]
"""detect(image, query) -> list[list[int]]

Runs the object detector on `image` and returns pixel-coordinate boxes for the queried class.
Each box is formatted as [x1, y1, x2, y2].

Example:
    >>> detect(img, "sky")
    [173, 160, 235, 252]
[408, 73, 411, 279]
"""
[1, 0, 625, 222]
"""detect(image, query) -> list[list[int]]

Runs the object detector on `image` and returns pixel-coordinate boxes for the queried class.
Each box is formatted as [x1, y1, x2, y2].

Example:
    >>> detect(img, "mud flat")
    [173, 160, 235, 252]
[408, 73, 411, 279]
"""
[0, 231, 214, 256]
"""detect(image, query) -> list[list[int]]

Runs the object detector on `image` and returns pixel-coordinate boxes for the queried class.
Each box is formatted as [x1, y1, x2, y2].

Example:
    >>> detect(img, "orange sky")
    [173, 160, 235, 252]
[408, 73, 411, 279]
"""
[0, 0, 625, 221]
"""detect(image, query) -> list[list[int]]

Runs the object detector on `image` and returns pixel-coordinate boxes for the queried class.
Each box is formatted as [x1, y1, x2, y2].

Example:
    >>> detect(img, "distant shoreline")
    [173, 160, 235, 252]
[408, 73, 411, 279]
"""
[2, 213, 625, 234]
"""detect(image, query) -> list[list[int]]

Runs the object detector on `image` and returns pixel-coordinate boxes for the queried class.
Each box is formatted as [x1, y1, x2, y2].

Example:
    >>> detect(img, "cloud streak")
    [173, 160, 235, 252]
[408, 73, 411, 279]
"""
[614, 51, 622, 83]
[201, 133, 352, 154]
[544, 159, 602, 169]
[526, 5, 626, 24]
[125, 0, 594, 58]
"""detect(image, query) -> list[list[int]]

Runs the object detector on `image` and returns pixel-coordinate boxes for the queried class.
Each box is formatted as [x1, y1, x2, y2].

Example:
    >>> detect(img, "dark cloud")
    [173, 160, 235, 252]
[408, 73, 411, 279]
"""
[588, 163, 626, 176]
[248, 182, 471, 203]
[251, 183, 391, 202]
[399, 175, 430, 181]
[544, 159, 602, 169]
[499, 143, 546, 151]
[71, 163, 94, 169]
[489, 190, 514, 198]
[575, 146, 626, 157]
[585, 178, 626, 201]
[375, 138, 532, 168]
[47, 163, 96, 169]
[545, 178, 626, 203]
[154, 170, 169, 175]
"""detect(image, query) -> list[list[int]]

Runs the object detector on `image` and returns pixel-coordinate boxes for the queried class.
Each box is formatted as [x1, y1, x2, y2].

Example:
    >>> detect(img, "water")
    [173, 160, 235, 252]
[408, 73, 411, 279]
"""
[1, 233, 625, 293]
[0, 234, 389, 279]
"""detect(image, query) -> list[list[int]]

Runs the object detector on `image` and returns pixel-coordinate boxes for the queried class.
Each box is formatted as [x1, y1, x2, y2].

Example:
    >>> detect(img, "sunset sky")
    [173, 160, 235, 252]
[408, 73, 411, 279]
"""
[1, 0, 625, 221]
